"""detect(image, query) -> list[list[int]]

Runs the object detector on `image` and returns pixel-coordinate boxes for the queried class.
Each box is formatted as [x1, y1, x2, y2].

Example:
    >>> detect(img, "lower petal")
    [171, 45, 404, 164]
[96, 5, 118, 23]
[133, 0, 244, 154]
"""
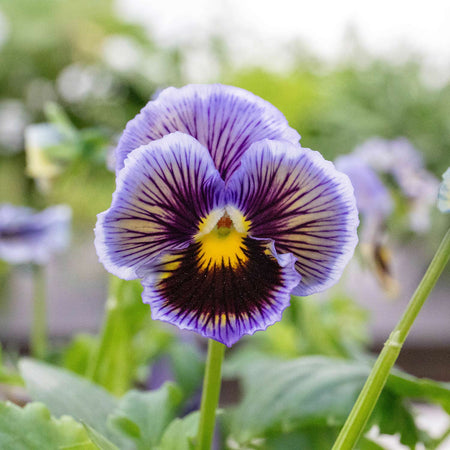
[140, 236, 300, 347]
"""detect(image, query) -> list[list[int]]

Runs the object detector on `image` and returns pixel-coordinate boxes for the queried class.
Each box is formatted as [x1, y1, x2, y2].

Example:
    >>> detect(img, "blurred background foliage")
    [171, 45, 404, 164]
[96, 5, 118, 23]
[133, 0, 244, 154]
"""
[1, 0, 449, 224]
[0, 1, 449, 447]
[0, 0, 448, 344]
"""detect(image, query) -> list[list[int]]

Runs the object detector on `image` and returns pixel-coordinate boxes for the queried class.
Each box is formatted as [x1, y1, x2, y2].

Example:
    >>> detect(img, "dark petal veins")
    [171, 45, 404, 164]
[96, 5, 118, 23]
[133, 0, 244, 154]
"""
[95, 132, 225, 280]
[141, 237, 300, 347]
[115, 84, 300, 180]
[227, 139, 359, 296]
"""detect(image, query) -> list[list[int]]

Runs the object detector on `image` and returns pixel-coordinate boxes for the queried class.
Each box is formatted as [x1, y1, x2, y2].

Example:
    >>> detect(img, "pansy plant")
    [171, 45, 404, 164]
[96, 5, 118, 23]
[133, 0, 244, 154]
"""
[95, 84, 359, 348]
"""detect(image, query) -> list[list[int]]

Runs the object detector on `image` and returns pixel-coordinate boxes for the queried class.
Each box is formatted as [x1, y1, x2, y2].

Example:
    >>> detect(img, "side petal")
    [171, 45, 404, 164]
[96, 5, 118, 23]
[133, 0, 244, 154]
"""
[140, 237, 301, 347]
[95, 132, 225, 280]
[227, 139, 359, 296]
[115, 84, 300, 180]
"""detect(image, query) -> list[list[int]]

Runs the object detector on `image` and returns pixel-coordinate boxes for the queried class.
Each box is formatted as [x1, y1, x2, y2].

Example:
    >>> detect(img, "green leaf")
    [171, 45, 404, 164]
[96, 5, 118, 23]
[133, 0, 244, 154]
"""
[387, 370, 450, 412]
[63, 333, 98, 377]
[109, 382, 183, 449]
[18, 358, 122, 446]
[229, 355, 450, 447]
[82, 423, 119, 450]
[0, 346, 22, 386]
[263, 426, 340, 450]
[169, 342, 204, 398]
[157, 411, 200, 450]
[357, 437, 386, 450]
[0, 401, 97, 450]
[369, 391, 418, 449]
[230, 356, 371, 439]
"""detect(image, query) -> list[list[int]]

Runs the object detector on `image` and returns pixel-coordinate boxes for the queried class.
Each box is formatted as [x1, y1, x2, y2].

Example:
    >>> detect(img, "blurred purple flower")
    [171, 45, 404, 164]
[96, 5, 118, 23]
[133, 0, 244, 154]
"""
[355, 137, 423, 174]
[335, 153, 397, 295]
[335, 154, 393, 221]
[355, 137, 439, 233]
[438, 167, 450, 213]
[0, 204, 71, 265]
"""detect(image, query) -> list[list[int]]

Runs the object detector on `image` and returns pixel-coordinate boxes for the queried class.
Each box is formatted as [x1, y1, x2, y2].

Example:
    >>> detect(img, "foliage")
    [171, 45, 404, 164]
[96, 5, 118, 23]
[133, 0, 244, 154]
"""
[16, 358, 198, 449]
[0, 401, 98, 449]
[229, 62, 450, 175]
[225, 355, 450, 449]
[0, 0, 449, 449]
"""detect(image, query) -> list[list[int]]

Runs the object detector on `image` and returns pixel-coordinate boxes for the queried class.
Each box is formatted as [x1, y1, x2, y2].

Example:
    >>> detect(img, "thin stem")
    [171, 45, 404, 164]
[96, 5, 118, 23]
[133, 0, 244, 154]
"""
[196, 339, 226, 450]
[87, 276, 131, 395]
[333, 228, 450, 450]
[30, 264, 47, 359]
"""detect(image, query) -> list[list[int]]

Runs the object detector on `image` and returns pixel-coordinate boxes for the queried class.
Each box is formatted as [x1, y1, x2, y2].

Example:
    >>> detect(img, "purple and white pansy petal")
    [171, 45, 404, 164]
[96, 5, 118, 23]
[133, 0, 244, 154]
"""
[140, 237, 301, 347]
[115, 84, 300, 180]
[95, 132, 225, 280]
[335, 154, 393, 219]
[227, 139, 359, 296]
[0, 204, 71, 265]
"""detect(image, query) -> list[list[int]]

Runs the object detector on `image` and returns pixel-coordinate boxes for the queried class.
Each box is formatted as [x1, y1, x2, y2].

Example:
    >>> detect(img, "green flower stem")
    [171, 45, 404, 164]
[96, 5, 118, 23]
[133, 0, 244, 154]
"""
[333, 228, 450, 450]
[87, 276, 131, 395]
[196, 339, 226, 450]
[30, 264, 47, 359]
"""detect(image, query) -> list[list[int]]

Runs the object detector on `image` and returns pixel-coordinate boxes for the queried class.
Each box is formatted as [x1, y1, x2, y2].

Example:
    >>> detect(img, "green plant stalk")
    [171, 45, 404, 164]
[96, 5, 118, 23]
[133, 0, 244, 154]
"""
[196, 339, 226, 450]
[87, 276, 131, 395]
[30, 264, 47, 359]
[332, 227, 450, 450]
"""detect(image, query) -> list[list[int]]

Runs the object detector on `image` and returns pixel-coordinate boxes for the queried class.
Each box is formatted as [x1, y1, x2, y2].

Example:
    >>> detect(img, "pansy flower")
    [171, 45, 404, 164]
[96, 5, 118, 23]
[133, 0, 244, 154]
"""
[0, 204, 71, 265]
[355, 137, 439, 233]
[335, 154, 397, 295]
[335, 154, 392, 234]
[95, 84, 358, 347]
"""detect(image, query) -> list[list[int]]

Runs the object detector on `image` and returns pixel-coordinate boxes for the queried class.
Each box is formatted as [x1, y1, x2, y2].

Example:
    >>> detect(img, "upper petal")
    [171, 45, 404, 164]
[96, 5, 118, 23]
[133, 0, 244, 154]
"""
[115, 84, 300, 180]
[95, 132, 225, 280]
[227, 139, 359, 296]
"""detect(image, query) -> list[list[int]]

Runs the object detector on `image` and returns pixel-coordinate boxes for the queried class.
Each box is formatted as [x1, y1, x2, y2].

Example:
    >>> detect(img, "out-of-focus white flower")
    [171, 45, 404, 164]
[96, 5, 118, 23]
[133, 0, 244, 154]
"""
[0, 204, 71, 265]
[102, 35, 142, 72]
[438, 167, 450, 213]
[405, 171, 440, 232]
[355, 137, 439, 233]
[0, 100, 29, 154]
[356, 137, 423, 173]
[57, 64, 115, 103]
[182, 47, 221, 83]
[25, 123, 65, 191]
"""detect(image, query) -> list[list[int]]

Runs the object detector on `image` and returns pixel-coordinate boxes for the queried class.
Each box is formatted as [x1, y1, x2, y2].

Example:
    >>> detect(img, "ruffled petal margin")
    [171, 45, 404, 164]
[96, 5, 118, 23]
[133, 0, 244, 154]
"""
[94, 132, 224, 280]
[115, 84, 300, 181]
[139, 236, 301, 347]
[227, 139, 359, 296]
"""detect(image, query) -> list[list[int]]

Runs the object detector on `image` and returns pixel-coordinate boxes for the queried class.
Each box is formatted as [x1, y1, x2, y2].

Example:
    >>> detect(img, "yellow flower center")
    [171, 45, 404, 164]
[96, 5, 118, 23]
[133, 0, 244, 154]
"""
[195, 206, 251, 269]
